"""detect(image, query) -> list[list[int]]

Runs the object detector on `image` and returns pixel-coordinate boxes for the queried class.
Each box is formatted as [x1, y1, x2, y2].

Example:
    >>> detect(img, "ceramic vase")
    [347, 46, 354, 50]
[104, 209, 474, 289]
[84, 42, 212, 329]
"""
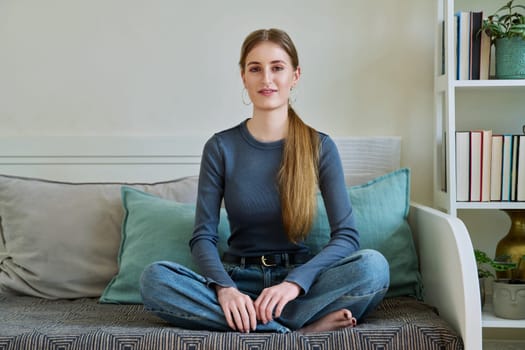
[492, 280, 525, 319]
[495, 209, 525, 280]
[495, 37, 525, 79]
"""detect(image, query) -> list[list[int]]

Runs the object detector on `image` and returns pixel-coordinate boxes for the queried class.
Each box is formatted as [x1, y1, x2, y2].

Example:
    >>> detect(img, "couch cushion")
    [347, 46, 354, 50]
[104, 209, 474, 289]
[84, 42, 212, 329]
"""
[99, 187, 230, 304]
[0, 174, 199, 299]
[306, 168, 422, 298]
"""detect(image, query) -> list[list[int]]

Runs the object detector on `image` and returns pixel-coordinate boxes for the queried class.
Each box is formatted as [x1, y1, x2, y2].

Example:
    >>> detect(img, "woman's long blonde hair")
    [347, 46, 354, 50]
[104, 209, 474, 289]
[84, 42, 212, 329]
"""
[239, 28, 320, 243]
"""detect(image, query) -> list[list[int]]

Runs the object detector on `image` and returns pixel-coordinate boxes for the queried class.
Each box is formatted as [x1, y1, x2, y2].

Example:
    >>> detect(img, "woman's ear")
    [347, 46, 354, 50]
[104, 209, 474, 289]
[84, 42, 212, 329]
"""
[293, 66, 301, 86]
[240, 70, 246, 87]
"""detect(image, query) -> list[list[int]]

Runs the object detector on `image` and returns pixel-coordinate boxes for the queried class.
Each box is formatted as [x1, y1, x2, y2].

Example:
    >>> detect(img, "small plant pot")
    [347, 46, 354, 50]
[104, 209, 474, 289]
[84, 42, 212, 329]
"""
[495, 37, 525, 79]
[492, 279, 525, 319]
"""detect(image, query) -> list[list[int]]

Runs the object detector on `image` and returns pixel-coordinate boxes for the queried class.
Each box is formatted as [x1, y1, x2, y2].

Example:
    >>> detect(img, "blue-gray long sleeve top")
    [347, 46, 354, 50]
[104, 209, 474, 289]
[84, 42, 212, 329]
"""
[189, 120, 359, 294]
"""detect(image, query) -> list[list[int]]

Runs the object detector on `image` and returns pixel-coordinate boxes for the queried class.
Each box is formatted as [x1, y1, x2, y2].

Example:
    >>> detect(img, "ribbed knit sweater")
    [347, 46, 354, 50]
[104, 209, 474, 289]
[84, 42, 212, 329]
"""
[189, 120, 358, 293]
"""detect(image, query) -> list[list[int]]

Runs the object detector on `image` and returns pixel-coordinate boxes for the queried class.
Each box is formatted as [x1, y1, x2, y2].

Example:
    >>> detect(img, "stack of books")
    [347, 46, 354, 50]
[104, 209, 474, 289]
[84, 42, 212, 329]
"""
[455, 11, 491, 80]
[456, 131, 525, 201]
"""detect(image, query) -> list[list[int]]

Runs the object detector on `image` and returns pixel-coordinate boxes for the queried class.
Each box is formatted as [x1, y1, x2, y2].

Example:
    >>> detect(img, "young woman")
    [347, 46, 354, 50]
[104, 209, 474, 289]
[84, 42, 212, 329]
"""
[140, 28, 389, 334]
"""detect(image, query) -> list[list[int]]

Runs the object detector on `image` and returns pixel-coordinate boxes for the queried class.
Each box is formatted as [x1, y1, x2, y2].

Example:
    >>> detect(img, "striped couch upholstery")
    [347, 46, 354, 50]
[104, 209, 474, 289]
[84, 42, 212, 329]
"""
[0, 296, 463, 350]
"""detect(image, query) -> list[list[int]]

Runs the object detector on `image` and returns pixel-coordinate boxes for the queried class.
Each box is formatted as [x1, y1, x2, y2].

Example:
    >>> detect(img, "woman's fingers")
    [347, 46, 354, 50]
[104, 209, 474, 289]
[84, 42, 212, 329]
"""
[218, 282, 301, 330]
[217, 286, 257, 333]
[246, 298, 258, 331]
[254, 293, 273, 324]
[236, 295, 257, 332]
[274, 298, 288, 319]
[231, 306, 245, 332]
[255, 281, 301, 324]
[223, 307, 236, 330]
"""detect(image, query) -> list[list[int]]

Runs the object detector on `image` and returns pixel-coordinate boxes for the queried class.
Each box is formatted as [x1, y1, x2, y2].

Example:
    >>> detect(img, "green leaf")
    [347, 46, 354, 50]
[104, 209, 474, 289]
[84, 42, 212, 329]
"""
[493, 262, 517, 271]
[500, 14, 513, 23]
[496, 3, 512, 13]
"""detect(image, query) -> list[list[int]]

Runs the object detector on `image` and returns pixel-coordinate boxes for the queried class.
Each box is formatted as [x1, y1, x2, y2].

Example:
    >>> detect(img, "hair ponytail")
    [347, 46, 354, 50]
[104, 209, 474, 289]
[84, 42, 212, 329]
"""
[278, 106, 319, 243]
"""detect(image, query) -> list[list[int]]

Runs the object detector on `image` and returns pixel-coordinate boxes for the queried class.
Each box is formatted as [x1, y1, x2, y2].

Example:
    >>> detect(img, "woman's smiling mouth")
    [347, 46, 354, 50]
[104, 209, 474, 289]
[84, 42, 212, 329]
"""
[258, 88, 277, 96]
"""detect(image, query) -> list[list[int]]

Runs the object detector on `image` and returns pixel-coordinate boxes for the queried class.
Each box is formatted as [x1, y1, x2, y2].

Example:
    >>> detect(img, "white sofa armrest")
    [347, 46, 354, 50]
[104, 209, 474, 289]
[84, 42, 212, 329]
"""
[408, 202, 481, 350]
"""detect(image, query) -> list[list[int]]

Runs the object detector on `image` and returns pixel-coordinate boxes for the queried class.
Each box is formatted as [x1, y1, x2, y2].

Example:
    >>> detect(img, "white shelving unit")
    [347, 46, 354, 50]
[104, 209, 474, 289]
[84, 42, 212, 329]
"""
[482, 303, 525, 328]
[434, 0, 525, 346]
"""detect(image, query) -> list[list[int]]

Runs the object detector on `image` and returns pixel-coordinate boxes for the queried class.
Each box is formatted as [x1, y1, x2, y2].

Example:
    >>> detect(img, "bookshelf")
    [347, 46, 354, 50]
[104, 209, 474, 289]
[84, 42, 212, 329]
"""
[483, 302, 525, 328]
[434, 0, 525, 345]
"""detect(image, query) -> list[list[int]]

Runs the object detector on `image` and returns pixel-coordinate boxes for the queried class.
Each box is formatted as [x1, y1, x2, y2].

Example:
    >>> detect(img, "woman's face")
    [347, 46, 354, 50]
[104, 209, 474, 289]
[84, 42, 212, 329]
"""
[241, 41, 300, 114]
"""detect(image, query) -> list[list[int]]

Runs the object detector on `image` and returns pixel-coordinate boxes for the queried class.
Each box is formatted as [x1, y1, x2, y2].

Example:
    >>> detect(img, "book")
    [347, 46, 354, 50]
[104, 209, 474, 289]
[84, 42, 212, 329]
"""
[440, 20, 446, 75]
[454, 15, 459, 80]
[511, 135, 520, 201]
[469, 131, 482, 201]
[469, 11, 483, 80]
[455, 11, 471, 80]
[456, 131, 470, 201]
[501, 135, 513, 201]
[440, 131, 448, 191]
[517, 136, 525, 201]
[479, 28, 491, 80]
[490, 135, 503, 201]
[479, 129, 492, 201]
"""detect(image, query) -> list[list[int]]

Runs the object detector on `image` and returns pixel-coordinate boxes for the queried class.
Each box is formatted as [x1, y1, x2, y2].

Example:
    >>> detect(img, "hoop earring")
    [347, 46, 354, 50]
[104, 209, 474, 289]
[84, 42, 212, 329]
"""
[242, 88, 252, 106]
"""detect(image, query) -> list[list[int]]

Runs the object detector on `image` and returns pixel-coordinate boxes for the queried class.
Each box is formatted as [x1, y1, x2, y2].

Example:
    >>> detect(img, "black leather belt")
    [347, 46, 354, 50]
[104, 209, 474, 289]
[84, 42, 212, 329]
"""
[222, 252, 312, 267]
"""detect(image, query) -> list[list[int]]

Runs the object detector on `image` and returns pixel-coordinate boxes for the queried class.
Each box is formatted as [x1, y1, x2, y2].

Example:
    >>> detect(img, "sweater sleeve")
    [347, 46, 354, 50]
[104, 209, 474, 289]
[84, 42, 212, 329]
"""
[284, 136, 359, 293]
[189, 136, 236, 288]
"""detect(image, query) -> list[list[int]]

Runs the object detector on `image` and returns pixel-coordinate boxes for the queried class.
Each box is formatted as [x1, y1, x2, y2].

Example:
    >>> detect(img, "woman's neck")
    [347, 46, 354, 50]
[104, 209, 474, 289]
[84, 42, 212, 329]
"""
[247, 110, 288, 142]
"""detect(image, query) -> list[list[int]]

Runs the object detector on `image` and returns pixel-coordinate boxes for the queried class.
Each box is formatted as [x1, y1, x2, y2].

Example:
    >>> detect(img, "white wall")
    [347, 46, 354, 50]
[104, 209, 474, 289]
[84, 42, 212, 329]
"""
[0, 0, 435, 204]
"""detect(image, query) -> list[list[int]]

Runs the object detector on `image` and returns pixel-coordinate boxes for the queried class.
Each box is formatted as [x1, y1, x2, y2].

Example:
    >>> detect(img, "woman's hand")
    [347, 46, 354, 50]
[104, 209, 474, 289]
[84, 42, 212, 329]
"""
[216, 285, 257, 333]
[254, 281, 301, 324]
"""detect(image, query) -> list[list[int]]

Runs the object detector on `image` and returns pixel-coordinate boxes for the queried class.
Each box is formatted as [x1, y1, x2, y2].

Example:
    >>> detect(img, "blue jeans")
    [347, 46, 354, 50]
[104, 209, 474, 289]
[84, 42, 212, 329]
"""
[140, 249, 389, 333]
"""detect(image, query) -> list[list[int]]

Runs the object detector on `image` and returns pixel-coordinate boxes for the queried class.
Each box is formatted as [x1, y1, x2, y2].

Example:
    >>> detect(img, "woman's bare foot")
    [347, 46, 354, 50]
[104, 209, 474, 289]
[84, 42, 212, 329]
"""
[299, 309, 357, 333]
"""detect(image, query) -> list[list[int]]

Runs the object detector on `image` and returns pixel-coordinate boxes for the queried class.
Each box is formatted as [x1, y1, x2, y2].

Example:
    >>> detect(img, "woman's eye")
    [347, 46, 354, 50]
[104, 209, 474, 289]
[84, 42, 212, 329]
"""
[273, 66, 284, 72]
[249, 67, 261, 73]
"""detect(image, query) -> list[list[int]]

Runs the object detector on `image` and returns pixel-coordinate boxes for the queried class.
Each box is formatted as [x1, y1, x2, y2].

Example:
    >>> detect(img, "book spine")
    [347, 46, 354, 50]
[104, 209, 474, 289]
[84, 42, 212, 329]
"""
[511, 135, 519, 201]
[456, 131, 470, 201]
[480, 130, 492, 201]
[469, 11, 483, 80]
[469, 131, 482, 201]
[455, 12, 471, 80]
[490, 135, 503, 201]
[501, 135, 513, 201]
[518, 136, 525, 201]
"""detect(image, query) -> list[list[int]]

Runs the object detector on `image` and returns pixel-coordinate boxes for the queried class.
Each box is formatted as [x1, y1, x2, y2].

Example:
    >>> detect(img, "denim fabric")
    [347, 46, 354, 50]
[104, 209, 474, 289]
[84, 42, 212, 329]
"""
[140, 249, 389, 333]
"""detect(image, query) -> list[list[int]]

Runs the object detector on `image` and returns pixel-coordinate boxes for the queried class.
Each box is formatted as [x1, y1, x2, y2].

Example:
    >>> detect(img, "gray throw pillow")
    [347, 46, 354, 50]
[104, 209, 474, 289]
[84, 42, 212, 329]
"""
[0, 174, 199, 299]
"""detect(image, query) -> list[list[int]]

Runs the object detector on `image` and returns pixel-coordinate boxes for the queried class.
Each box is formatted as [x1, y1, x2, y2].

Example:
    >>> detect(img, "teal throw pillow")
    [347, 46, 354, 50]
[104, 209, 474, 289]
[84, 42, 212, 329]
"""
[305, 168, 423, 299]
[99, 186, 230, 304]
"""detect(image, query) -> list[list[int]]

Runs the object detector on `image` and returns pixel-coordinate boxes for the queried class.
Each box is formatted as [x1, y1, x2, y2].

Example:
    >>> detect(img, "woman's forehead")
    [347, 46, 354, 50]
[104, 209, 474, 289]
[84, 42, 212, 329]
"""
[245, 42, 292, 65]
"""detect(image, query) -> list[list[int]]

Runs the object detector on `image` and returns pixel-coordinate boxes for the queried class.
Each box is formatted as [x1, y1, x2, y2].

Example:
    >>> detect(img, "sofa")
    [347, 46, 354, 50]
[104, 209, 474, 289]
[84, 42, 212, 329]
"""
[0, 136, 481, 350]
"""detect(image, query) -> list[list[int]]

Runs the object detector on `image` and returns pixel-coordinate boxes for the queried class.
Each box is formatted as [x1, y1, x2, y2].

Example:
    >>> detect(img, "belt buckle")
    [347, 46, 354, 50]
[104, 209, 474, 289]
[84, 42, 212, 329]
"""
[261, 255, 276, 267]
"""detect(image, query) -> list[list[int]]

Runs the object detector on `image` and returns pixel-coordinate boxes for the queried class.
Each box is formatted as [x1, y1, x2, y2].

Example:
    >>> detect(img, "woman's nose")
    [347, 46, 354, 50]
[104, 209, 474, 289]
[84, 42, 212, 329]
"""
[262, 68, 272, 83]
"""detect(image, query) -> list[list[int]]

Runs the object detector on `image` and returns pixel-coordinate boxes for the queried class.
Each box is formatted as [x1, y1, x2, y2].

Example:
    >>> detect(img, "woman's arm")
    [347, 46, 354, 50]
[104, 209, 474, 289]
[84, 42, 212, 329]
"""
[189, 136, 236, 288]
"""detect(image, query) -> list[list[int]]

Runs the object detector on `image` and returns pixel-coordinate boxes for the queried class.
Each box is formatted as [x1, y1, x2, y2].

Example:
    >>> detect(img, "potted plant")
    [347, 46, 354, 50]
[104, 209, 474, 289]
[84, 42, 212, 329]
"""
[491, 254, 525, 319]
[474, 249, 514, 307]
[481, 0, 525, 79]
